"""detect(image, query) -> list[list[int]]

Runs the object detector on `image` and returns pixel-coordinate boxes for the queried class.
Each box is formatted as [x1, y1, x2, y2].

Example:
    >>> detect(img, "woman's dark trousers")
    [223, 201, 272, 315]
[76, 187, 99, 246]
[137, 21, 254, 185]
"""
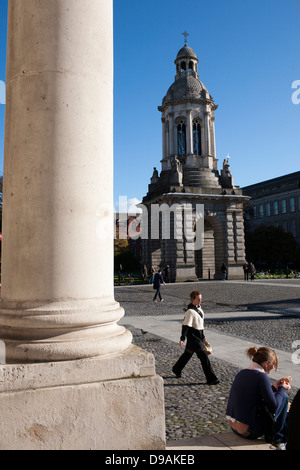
[173, 348, 218, 383]
[153, 286, 162, 301]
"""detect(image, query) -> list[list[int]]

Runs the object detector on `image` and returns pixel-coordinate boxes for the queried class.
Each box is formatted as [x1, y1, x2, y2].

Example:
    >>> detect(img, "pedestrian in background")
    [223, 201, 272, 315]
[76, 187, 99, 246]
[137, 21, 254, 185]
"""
[243, 262, 249, 281]
[249, 262, 256, 281]
[153, 269, 165, 302]
[164, 265, 170, 283]
[148, 266, 154, 284]
[221, 263, 227, 281]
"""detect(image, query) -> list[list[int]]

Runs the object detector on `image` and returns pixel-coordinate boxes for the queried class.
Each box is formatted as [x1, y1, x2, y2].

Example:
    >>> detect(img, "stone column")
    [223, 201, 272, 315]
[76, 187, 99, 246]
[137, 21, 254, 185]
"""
[186, 110, 193, 155]
[0, 0, 165, 450]
[204, 110, 211, 156]
[161, 117, 166, 161]
[211, 116, 216, 159]
[225, 211, 236, 266]
[0, 0, 132, 362]
[168, 112, 175, 156]
[174, 203, 197, 282]
[225, 206, 245, 280]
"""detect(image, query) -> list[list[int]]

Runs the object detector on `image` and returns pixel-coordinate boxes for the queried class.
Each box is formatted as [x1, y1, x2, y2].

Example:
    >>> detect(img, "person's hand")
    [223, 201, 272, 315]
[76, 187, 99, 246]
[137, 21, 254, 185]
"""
[280, 379, 291, 390]
[274, 378, 291, 390]
[179, 341, 184, 348]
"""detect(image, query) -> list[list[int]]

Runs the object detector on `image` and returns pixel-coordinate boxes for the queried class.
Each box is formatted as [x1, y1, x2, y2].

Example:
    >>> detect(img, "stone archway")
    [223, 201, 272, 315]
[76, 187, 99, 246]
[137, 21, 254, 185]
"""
[195, 216, 224, 280]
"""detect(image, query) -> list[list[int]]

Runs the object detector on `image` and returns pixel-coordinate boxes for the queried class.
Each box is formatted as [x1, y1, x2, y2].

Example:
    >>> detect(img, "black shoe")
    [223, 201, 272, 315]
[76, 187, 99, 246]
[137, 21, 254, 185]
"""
[172, 368, 181, 378]
[207, 378, 220, 385]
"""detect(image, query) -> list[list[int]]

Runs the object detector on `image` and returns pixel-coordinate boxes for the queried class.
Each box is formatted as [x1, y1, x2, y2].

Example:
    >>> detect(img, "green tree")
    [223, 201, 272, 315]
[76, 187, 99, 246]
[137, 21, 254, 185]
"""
[245, 225, 297, 270]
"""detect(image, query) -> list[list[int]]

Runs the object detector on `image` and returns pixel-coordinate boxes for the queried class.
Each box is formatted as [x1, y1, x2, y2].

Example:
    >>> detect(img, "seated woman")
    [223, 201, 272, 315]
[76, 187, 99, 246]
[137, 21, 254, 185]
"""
[226, 346, 290, 448]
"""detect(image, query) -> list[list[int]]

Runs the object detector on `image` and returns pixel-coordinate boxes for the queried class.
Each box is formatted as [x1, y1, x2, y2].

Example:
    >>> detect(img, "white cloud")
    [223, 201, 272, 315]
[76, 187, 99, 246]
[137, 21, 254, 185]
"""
[114, 196, 143, 214]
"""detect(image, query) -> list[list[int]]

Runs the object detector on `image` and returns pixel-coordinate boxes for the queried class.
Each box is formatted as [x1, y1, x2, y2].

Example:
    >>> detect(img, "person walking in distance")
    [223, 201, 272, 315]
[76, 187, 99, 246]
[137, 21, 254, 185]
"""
[172, 290, 219, 385]
[249, 262, 256, 281]
[153, 269, 165, 302]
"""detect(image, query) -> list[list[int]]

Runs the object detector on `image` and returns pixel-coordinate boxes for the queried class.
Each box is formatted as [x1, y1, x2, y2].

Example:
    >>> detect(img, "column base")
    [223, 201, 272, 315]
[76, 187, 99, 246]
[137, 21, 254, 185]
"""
[0, 345, 166, 450]
[0, 299, 133, 362]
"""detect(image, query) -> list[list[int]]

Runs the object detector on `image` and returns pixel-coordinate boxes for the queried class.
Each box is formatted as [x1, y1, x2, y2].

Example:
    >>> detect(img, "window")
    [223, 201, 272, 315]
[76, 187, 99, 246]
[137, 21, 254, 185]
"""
[281, 199, 287, 214]
[266, 202, 271, 217]
[259, 204, 264, 217]
[177, 121, 186, 156]
[273, 201, 279, 215]
[193, 120, 202, 156]
[290, 197, 295, 212]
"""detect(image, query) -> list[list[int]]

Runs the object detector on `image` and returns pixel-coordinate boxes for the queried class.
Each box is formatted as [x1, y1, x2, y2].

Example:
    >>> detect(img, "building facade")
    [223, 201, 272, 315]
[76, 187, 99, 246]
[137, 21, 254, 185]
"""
[243, 171, 300, 247]
[142, 42, 249, 281]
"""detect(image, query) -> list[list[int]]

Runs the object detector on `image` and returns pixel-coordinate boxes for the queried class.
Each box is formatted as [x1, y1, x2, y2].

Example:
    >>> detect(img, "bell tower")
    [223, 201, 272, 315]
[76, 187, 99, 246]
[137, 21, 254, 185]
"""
[142, 38, 248, 282]
[158, 40, 221, 191]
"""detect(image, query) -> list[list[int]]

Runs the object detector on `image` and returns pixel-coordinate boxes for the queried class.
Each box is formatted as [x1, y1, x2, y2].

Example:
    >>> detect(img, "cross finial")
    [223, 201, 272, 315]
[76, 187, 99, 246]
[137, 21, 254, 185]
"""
[182, 30, 189, 44]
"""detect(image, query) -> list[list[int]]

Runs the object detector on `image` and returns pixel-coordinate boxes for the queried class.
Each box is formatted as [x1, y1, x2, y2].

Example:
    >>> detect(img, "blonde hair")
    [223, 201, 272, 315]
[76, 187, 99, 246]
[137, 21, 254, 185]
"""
[246, 346, 278, 372]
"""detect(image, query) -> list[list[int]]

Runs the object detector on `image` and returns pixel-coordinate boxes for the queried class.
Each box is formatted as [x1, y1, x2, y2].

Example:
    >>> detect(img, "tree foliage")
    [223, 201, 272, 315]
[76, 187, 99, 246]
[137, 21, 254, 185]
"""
[245, 225, 298, 270]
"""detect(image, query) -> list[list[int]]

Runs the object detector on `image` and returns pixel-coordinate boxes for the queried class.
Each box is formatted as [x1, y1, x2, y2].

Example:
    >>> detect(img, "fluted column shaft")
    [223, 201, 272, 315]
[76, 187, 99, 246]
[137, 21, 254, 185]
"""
[0, 0, 132, 362]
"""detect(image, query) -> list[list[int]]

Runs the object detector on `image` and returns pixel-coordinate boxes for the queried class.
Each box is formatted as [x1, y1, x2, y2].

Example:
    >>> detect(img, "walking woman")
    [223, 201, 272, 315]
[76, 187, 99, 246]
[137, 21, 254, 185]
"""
[172, 290, 219, 385]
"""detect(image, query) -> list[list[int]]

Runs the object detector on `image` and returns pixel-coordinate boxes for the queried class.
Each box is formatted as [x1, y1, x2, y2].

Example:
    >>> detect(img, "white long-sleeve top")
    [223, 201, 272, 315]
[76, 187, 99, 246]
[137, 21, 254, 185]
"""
[182, 307, 205, 331]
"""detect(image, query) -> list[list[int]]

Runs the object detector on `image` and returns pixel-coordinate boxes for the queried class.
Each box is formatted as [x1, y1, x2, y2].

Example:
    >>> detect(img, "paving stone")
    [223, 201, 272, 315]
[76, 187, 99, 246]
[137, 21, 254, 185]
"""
[115, 280, 300, 443]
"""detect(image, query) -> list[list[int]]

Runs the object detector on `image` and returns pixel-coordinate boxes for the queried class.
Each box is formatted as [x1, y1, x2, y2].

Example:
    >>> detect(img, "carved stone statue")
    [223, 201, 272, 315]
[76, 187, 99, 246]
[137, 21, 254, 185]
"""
[220, 156, 234, 188]
[222, 158, 231, 176]
[150, 167, 159, 184]
[170, 156, 183, 185]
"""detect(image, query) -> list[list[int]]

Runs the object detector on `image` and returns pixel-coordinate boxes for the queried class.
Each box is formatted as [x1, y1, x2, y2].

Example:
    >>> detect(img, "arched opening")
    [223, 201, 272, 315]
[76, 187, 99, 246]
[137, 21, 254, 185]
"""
[180, 61, 186, 72]
[193, 119, 202, 156]
[195, 216, 224, 279]
[177, 120, 186, 156]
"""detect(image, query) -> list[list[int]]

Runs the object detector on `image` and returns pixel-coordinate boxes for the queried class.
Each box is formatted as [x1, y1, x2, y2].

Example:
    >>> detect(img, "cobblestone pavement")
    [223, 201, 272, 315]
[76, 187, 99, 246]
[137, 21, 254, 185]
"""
[115, 280, 300, 442]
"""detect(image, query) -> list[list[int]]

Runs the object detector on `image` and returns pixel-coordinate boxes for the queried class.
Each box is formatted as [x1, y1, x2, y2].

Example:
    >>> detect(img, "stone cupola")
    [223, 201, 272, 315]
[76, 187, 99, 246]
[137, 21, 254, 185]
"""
[154, 41, 223, 195]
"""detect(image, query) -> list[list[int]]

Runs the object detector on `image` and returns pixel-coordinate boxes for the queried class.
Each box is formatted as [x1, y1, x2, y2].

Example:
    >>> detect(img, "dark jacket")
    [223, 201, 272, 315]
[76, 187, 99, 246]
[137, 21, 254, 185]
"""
[226, 369, 286, 433]
[153, 272, 164, 289]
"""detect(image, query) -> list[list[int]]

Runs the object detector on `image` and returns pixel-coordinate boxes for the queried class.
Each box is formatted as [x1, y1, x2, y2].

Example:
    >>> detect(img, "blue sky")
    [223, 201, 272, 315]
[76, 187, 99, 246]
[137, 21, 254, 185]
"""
[1, 0, 300, 210]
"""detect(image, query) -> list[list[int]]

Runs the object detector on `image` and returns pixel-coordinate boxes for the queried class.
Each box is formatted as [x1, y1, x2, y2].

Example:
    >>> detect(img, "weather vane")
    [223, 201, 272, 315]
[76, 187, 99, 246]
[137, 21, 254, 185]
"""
[182, 30, 189, 44]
